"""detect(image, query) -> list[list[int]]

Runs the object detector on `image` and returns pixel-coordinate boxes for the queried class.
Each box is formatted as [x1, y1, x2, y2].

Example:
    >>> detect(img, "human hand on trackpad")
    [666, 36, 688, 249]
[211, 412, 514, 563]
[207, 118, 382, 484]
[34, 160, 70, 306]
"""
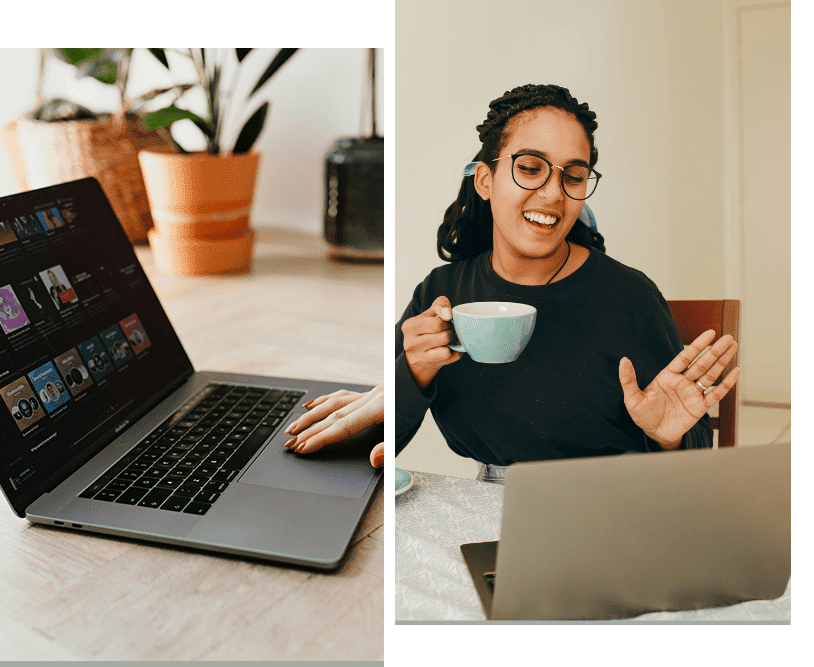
[281, 385, 384, 468]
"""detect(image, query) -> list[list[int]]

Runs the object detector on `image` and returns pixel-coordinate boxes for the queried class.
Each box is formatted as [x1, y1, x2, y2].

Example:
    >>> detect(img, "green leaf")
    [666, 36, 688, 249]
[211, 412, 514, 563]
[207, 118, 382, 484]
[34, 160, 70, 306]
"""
[233, 102, 268, 154]
[236, 49, 252, 62]
[84, 59, 118, 85]
[249, 48, 298, 98]
[147, 48, 169, 69]
[57, 48, 101, 65]
[141, 105, 214, 139]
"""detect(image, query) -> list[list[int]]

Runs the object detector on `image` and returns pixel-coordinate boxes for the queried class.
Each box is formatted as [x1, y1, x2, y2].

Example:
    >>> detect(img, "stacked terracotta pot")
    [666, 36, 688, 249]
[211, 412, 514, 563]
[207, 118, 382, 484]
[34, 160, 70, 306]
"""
[138, 147, 259, 275]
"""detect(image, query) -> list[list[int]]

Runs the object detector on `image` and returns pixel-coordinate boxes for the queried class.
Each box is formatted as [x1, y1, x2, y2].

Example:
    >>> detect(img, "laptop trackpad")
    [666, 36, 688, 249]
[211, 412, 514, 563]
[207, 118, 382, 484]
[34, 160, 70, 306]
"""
[237, 416, 381, 499]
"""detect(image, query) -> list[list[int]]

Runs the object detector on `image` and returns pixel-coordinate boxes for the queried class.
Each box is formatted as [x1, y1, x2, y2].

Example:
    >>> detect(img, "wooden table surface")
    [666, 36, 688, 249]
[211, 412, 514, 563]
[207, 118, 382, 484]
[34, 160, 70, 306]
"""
[0, 227, 384, 661]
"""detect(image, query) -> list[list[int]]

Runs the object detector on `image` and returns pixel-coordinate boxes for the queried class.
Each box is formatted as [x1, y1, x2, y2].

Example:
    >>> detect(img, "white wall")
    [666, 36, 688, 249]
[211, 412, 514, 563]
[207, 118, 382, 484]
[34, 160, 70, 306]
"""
[394, 0, 732, 478]
[0, 48, 385, 235]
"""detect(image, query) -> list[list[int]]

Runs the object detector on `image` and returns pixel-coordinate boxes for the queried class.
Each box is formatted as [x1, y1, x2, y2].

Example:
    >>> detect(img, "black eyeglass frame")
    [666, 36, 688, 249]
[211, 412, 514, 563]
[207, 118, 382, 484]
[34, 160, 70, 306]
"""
[491, 153, 602, 201]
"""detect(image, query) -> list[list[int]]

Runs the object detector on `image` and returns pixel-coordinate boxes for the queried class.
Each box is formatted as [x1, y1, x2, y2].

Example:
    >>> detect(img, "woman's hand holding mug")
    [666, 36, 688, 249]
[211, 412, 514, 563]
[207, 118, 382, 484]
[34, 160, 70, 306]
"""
[401, 296, 463, 390]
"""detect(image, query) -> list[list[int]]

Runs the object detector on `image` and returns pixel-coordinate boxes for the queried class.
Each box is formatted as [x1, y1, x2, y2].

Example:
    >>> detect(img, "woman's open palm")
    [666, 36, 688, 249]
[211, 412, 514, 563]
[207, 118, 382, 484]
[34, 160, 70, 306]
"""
[619, 330, 740, 448]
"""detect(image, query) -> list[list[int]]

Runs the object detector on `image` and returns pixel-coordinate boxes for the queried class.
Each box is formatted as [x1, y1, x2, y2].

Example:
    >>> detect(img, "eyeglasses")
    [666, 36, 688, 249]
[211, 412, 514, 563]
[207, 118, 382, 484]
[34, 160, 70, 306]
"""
[492, 153, 602, 201]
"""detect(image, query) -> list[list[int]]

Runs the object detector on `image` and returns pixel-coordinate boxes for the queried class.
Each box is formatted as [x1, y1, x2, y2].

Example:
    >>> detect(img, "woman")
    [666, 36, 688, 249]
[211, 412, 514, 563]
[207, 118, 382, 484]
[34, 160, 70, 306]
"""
[395, 84, 739, 482]
[46, 270, 68, 310]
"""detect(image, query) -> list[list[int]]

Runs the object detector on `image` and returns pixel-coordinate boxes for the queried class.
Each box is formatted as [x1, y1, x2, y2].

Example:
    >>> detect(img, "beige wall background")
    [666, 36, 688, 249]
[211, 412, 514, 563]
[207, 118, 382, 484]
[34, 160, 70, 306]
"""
[395, 0, 790, 478]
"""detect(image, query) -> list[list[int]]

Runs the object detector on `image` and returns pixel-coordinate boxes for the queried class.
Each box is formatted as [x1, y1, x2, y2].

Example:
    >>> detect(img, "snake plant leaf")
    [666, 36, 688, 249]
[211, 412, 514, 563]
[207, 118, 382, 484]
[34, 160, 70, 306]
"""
[233, 102, 268, 154]
[147, 48, 170, 69]
[142, 105, 215, 139]
[236, 49, 252, 62]
[249, 48, 298, 98]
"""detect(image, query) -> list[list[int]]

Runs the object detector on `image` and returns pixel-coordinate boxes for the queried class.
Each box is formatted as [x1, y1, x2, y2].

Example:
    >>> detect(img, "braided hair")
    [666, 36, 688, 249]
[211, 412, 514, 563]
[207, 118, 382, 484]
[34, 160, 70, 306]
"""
[437, 84, 606, 261]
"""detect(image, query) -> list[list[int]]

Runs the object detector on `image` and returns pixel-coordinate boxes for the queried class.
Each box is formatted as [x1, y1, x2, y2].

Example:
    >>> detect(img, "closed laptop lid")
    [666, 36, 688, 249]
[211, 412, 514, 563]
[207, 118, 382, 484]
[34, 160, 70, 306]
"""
[492, 443, 791, 620]
[0, 178, 193, 517]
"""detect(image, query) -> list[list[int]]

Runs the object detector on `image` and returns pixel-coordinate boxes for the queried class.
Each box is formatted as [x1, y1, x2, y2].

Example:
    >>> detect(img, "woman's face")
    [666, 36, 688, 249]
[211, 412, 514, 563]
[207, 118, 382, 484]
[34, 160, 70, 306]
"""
[475, 106, 591, 262]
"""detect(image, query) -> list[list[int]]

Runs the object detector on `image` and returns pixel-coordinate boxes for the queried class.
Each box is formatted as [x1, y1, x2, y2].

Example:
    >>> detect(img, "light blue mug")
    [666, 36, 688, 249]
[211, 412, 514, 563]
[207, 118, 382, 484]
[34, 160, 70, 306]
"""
[447, 302, 537, 363]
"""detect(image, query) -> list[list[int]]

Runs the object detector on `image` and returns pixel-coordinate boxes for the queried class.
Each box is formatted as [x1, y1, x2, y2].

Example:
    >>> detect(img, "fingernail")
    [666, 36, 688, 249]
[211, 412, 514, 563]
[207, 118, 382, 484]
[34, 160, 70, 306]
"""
[303, 400, 313, 409]
[372, 450, 384, 468]
[285, 422, 297, 434]
[296, 441, 307, 452]
[283, 437, 296, 448]
[441, 307, 452, 319]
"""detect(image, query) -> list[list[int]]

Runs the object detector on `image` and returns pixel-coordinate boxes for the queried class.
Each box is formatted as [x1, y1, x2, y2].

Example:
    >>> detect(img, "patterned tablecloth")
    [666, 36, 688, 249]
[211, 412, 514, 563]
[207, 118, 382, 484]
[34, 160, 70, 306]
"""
[395, 471, 791, 621]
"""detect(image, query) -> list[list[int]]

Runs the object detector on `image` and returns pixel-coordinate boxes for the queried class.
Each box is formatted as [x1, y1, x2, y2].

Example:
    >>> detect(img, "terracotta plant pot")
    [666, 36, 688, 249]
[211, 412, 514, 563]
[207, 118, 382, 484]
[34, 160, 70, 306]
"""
[138, 148, 260, 274]
[147, 228, 256, 276]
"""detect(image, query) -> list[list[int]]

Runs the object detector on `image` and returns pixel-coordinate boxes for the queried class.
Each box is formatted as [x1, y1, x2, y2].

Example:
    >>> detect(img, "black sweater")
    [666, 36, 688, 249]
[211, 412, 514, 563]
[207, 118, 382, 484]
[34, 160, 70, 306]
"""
[395, 248, 712, 464]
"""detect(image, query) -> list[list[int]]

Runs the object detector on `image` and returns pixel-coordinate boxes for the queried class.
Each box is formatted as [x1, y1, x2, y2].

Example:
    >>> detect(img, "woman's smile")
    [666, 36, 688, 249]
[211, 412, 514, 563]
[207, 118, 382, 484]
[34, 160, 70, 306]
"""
[522, 208, 562, 235]
[523, 211, 559, 227]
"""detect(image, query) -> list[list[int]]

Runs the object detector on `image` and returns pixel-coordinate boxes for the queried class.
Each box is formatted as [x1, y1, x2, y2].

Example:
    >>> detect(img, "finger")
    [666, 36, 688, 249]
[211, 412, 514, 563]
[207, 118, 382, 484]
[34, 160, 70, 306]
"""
[691, 339, 738, 387]
[421, 296, 453, 321]
[302, 389, 356, 410]
[402, 313, 455, 338]
[703, 367, 740, 409]
[285, 393, 373, 442]
[664, 329, 717, 374]
[682, 334, 735, 381]
[416, 329, 459, 351]
[287, 386, 383, 444]
[618, 357, 643, 406]
[286, 393, 364, 434]
[288, 390, 381, 447]
[421, 346, 463, 365]
[296, 400, 383, 454]
[369, 442, 384, 468]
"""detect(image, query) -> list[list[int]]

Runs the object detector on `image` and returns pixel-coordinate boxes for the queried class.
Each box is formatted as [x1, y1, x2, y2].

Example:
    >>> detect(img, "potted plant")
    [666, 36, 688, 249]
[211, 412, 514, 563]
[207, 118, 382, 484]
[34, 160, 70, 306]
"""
[137, 48, 298, 275]
[1, 49, 180, 243]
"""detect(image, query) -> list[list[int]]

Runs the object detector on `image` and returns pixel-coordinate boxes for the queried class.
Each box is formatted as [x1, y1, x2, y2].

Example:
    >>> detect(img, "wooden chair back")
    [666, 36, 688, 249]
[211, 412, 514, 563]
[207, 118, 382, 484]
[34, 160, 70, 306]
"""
[666, 300, 741, 447]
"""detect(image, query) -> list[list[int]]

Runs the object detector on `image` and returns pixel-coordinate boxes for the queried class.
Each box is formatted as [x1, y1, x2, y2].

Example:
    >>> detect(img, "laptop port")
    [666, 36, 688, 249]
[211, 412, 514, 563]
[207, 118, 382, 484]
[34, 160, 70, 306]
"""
[71, 523, 83, 529]
[53, 520, 64, 525]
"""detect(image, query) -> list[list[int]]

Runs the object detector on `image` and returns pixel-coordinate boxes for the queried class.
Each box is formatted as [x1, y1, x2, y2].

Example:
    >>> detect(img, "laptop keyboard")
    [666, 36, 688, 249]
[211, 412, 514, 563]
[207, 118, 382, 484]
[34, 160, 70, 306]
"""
[78, 383, 304, 515]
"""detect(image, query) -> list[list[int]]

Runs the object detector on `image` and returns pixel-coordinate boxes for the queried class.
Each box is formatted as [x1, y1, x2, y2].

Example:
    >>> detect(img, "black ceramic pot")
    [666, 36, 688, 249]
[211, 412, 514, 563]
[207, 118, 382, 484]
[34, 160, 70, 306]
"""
[323, 135, 384, 260]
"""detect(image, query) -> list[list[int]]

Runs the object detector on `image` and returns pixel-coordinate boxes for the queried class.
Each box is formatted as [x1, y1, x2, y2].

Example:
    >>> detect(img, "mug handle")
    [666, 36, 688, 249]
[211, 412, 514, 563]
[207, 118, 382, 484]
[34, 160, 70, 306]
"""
[438, 313, 465, 352]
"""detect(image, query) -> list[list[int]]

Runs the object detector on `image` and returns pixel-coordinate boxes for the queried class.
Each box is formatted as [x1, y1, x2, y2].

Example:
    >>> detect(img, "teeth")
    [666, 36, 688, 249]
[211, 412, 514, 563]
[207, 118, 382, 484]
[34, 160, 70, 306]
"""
[524, 212, 558, 226]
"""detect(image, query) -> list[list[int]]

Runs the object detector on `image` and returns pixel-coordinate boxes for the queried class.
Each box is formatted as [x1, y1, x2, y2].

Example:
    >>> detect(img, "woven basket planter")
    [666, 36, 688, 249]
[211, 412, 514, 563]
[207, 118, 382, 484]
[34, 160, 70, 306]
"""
[2, 115, 174, 244]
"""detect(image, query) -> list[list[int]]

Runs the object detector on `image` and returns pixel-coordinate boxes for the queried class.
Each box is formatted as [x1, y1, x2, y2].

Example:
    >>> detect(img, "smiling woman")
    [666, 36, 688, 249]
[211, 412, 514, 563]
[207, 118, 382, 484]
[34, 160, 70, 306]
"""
[395, 83, 740, 482]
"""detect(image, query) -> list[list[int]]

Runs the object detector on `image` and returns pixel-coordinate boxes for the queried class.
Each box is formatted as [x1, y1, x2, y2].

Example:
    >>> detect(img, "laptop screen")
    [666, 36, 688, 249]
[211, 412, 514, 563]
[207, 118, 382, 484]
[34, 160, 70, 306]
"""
[0, 178, 193, 513]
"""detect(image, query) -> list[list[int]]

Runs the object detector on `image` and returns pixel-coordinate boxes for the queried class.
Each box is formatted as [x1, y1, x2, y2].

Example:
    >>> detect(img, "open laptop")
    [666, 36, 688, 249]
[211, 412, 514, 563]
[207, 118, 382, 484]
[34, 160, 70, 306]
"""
[461, 443, 790, 619]
[0, 177, 381, 570]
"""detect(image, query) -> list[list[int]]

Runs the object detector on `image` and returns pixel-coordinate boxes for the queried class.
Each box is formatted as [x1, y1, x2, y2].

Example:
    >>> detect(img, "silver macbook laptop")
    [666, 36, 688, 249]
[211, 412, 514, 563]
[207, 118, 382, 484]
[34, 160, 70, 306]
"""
[0, 177, 381, 570]
[461, 443, 791, 619]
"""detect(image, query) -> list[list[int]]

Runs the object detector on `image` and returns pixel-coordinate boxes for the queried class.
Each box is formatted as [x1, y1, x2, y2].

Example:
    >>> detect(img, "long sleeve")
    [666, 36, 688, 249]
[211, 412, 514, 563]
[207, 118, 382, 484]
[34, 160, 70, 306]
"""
[394, 281, 435, 456]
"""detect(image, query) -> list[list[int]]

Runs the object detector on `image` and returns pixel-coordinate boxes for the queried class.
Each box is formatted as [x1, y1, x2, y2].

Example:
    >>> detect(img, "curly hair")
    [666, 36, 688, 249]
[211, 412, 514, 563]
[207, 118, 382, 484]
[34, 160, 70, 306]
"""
[437, 84, 605, 261]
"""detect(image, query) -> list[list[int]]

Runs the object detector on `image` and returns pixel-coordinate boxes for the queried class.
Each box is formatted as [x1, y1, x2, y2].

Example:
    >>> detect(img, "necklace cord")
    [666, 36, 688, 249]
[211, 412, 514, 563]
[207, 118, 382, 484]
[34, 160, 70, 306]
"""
[545, 241, 571, 285]
[489, 241, 571, 285]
